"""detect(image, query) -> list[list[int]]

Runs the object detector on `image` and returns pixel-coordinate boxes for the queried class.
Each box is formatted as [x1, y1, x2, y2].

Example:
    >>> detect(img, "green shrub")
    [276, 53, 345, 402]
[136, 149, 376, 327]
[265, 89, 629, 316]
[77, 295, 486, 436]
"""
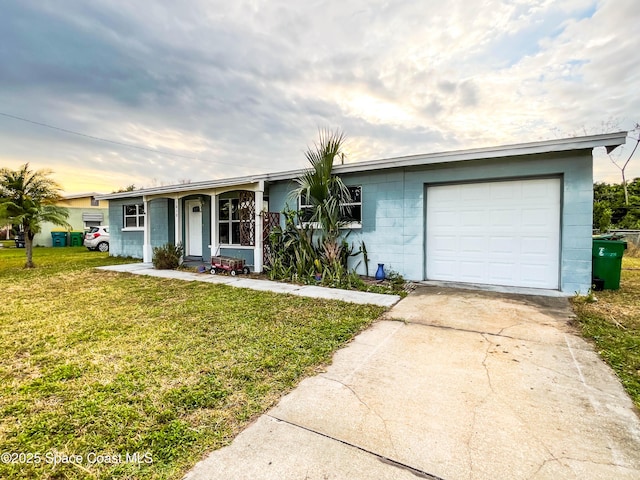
[152, 243, 184, 269]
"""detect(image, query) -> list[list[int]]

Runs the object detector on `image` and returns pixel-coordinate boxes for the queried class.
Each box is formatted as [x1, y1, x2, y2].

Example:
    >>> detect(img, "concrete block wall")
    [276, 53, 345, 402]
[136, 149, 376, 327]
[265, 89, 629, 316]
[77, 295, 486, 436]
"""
[149, 198, 174, 248]
[266, 149, 595, 293]
[108, 197, 144, 258]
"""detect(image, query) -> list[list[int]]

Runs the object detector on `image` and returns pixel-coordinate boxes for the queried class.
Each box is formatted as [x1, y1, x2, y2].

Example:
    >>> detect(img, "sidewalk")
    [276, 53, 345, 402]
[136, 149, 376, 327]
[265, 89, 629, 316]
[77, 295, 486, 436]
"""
[96, 263, 400, 307]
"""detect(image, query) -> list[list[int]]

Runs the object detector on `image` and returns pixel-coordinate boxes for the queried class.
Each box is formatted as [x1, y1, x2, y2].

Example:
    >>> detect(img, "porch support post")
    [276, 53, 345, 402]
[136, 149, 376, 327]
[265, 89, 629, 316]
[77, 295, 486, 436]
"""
[174, 196, 180, 254]
[254, 182, 264, 273]
[210, 193, 217, 260]
[142, 196, 152, 263]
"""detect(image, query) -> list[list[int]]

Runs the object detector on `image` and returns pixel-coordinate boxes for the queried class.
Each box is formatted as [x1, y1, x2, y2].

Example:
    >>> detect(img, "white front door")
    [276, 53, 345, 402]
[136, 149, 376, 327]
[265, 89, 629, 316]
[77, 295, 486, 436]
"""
[186, 200, 202, 257]
[426, 178, 561, 289]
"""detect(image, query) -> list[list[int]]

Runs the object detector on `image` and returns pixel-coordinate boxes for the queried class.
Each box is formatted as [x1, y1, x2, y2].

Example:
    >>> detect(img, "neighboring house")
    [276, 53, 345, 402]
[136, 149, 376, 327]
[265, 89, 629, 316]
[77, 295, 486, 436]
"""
[33, 193, 109, 246]
[97, 132, 627, 294]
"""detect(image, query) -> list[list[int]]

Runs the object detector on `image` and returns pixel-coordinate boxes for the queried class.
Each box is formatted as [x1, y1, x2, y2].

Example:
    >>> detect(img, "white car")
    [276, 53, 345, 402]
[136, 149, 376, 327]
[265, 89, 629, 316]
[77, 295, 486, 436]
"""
[84, 226, 110, 252]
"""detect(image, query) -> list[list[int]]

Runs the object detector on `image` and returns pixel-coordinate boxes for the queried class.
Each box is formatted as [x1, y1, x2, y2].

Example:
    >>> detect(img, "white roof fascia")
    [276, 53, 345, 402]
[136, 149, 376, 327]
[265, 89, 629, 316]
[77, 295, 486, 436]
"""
[95, 176, 267, 200]
[331, 131, 628, 175]
[97, 132, 627, 200]
[63, 192, 104, 200]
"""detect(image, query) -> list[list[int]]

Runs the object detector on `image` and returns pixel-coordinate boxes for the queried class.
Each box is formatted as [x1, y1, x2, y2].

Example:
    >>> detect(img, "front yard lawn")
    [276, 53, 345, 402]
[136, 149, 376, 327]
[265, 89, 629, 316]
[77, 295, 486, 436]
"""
[572, 255, 640, 410]
[0, 247, 385, 479]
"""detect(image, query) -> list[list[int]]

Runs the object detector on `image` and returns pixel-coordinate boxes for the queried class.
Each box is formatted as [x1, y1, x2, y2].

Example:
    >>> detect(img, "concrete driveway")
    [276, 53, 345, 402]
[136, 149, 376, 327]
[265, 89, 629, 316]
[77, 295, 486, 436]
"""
[184, 286, 640, 480]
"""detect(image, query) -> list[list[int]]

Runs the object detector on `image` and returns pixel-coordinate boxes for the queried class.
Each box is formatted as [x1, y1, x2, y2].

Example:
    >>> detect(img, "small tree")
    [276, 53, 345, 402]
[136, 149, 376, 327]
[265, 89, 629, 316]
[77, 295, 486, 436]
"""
[0, 164, 69, 268]
[609, 123, 640, 206]
[290, 129, 352, 239]
[266, 129, 362, 285]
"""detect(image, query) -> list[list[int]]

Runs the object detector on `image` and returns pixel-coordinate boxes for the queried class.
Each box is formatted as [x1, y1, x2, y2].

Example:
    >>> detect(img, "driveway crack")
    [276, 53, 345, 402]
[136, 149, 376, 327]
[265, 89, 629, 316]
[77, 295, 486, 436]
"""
[320, 375, 400, 459]
[480, 333, 495, 394]
[497, 322, 524, 336]
[266, 414, 444, 480]
[466, 334, 497, 478]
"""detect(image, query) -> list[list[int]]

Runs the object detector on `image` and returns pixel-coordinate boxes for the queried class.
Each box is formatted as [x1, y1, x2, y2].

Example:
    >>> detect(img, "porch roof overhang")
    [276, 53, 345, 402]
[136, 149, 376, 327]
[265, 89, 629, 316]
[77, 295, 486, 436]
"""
[97, 131, 627, 201]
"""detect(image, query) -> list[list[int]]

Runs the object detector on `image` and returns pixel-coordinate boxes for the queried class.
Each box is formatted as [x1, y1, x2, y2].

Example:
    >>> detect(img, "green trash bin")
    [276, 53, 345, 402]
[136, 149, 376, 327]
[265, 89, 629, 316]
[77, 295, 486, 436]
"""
[69, 231, 84, 247]
[592, 238, 627, 290]
[51, 231, 68, 247]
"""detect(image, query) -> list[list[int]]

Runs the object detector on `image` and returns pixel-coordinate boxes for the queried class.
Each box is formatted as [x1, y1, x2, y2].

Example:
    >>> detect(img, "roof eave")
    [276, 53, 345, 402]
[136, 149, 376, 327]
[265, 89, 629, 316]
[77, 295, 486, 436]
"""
[96, 131, 627, 200]
[331, 131, 628, 175]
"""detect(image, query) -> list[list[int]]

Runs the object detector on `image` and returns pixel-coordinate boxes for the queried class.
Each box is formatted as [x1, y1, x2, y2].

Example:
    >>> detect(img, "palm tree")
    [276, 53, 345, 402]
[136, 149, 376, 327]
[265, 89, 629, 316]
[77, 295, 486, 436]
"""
[290, 129, 352, 240]
[0, 164, 69, 268]
[287, 129, 355, 277]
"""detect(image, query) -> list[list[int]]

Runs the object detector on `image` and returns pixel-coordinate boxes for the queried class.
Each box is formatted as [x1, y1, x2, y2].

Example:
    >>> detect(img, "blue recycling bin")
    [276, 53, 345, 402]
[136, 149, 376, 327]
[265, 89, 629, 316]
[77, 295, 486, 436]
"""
[51, 231, 68, 247]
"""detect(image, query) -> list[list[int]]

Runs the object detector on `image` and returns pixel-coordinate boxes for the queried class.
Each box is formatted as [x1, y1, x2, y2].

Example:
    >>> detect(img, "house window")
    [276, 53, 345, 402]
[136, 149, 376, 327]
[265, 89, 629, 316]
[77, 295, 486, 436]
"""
[90, 196, 100, 207]
[343, 186, 362, 224]
[123, 204, 145, 229]
[218, 198, 240, 245]
[299, 185, 362, 226]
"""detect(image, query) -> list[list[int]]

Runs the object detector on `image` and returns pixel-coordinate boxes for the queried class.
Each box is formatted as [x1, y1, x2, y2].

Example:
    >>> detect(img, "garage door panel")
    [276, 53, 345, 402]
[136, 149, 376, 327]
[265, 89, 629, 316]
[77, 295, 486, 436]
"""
[490, 182, 517, 200]
[523, 206, 557, 224]
[460, 184, 487, 201]
[522, 181, 554, 199]
[460, 236, 486, 253]
[458, 261, 486, 282]
[488, 263, 516, 282]
[521, 237, 549, 254]
[431, 235, 458, 253]
[432, 211, 457, 227]
[426, 178, 560, 289]
[460, 210, 485, 227]
[491, 208, 520, 228]
[489, 236, 516, 252]
[431, 186, 461, 203]
[431, 259, 458, 279]
[520, 264, 554, 288]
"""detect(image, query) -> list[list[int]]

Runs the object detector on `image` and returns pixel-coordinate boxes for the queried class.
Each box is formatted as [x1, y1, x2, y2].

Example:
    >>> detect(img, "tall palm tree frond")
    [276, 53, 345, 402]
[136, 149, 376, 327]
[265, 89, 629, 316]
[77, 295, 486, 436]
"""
[289, 129, 353, 237]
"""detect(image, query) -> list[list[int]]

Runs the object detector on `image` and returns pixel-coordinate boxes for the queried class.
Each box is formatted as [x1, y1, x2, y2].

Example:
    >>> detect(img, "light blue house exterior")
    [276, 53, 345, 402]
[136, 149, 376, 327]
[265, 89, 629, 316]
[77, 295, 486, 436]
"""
[98, 133, 627, 294]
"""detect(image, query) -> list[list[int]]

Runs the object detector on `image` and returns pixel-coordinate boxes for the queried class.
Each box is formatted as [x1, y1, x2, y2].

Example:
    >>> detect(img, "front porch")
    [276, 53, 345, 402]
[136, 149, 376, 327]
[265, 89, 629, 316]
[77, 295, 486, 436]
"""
[139, 181, 277, 273]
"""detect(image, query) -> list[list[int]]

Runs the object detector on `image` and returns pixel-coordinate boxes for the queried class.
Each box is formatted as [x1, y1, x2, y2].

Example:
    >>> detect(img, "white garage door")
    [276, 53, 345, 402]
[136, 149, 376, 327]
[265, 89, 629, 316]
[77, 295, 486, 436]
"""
[426, 178, 560, 289]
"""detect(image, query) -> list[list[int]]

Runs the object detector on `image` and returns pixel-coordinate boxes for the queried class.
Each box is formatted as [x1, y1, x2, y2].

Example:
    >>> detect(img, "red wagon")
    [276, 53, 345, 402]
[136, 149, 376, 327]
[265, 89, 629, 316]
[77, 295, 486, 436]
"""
[210, 255, 251, 276]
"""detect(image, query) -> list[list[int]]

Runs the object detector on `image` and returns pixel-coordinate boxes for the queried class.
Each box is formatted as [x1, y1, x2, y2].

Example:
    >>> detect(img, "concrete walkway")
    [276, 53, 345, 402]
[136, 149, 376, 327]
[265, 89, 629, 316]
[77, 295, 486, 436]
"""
[96, 263, 400, 307]
[183, 286, 640, 480]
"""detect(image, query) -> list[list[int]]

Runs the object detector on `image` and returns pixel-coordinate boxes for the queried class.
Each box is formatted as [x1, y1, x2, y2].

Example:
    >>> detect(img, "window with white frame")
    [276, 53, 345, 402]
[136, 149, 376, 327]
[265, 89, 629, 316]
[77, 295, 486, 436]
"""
[123, 204, 145, 229]
[218, 198, 240, 245]
[299, 185, 362, 226]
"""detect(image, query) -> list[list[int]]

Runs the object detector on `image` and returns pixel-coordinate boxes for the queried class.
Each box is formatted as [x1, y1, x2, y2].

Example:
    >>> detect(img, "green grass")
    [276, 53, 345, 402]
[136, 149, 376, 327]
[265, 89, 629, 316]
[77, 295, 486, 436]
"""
[572, 255, 640, 410]
[0, 247, 385, 479]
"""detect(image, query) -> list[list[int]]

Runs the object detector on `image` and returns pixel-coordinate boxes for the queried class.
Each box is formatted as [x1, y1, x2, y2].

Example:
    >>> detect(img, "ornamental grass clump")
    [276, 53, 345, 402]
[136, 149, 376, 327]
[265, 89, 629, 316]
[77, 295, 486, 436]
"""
[152, 243, 183, 269]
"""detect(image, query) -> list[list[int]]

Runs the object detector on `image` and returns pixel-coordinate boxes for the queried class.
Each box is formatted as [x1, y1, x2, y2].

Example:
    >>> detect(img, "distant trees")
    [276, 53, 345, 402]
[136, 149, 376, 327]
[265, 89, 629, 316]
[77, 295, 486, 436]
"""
[113, 184, 136, 193]
[593, 178, 640, 231]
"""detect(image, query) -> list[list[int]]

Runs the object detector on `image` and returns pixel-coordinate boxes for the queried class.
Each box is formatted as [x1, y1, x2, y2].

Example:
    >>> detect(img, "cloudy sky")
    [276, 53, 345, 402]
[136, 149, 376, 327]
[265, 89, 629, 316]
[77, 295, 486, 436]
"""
[1, 0, 639, 194]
